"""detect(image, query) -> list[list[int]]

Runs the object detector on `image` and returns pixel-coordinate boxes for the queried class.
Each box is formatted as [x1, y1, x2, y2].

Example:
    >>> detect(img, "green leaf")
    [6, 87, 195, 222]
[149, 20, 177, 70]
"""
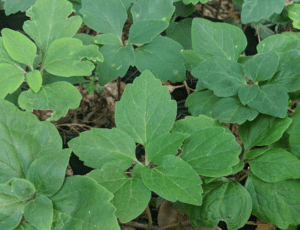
[254, 24, 275, 41]
[212, 97, 259, 124]
[287, 4, 300, 29]
[128, 20, 169, 45]
[10, 178, 35, 201]
[191, 57, 246, 97]
[243, 51, 280, 82]
[171, 115, 231, 135]
[135, 37, 186, 82]
[166, 18, 192, 50]
[42, 38, 102, 77]
[182, 50, 203, 71]
[0, 99, 62, 183]
[2, 28, 37, 66]
[87, 164, 151, 223]
[145, 132, 189, 165]
[50, 176, 120, 230]
[241, 0, 286, 23]
[73, 33, 95, 46]
[18, 81, 82, 121]
[25, 70, 42, 93]
[69, 128, 137, 170]
[23, 0, 82, 57]
[192, 18, 247, 61]
[181, 127, 241, 177]
[131, 0, 174, 22]
[96, 44, 135, 85]
[239, 114, 292, 150]
[91, 34, 122, 46]
[1, 0, 37, 15]
[288, 105, 300, 158]
[26, 149, 71, 197]
[0, 37, 18, 65]
[185, 179, 252, 230]
[142, 155, 203, 205]
[174, 2, 194, 17]
[247, 84, 289, 118]
[257, 32, 300, 54]
[0, 63, 25, 99]
[249, 148, 300, 182]
[185, 90, 221, 118]
[244, 147, 269, 160]
[23, 195, 53, 230]
[115, 70, 177, 146]
[0, 184, 24, 230]
[80, 0, 127, 41]
[245, 174, 300, 229]
[268, 51, 300, 92]
[238, 84, 259, 105]
[183, 0, 211, 5]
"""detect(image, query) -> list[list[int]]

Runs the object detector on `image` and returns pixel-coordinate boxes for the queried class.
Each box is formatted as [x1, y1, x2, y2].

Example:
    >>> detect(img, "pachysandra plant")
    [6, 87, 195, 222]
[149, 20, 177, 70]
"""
[68, 70, 250, 226]
[0, 0, 103, 121]
[185, 18, 300, 124]
[0, 99, 120, 229]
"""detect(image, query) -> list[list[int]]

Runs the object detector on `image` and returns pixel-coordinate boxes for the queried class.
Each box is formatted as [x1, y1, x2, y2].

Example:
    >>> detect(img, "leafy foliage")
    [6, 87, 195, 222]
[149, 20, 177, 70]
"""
[1, 0, 300, 229]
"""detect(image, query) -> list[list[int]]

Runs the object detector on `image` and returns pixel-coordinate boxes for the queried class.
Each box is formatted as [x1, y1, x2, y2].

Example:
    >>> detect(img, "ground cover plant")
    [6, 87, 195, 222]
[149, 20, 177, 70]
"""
[0, 0, 300, 229]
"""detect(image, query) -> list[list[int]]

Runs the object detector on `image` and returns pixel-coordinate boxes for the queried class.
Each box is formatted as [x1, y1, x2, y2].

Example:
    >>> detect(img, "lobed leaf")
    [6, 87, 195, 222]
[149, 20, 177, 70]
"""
[115, 70, 177, 146]
[23, 0, 82, 57]
[245, 174, 300, 229]
[87, 164, 151, 223]
[42, 38, 103, 77]
[142, 155, 203, 205]
[18, 81, 82, 121]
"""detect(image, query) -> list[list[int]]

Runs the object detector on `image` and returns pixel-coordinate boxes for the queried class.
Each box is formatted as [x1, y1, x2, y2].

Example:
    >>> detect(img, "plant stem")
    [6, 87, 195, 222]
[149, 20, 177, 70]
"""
[146, 206, 153, 230]
[117, 76, 121, 101]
